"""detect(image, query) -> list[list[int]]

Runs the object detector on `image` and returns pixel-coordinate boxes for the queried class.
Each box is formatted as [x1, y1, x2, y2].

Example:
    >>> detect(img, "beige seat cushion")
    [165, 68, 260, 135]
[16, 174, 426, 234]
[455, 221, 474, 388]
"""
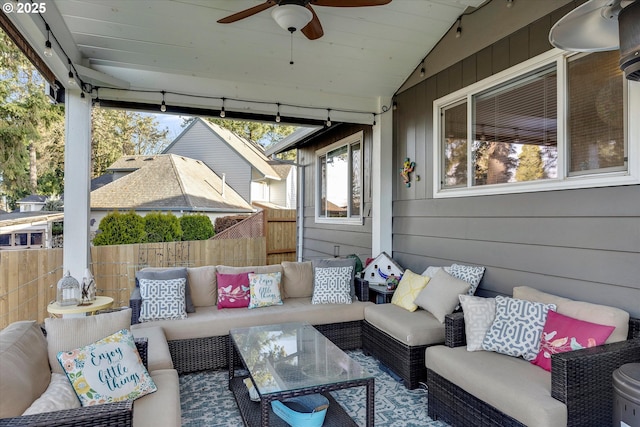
[45, 308, 131, 374]
[281, 261, 314, 298]
[132, 326, 173, 371]
[425, 346, 567, 427]
[0, 321, 51, 418]
[364, 303, 445, 346]
[187, 266, 217, 307]
[132, 298, 370, 341]
[133, 369, 181, 427]
[513, 286, 629, 343]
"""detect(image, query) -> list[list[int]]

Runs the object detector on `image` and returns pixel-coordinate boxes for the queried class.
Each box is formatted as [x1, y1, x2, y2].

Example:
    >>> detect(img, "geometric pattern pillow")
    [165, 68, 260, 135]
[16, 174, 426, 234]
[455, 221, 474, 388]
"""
[444, 264, 485, 296]
[390, 269, 429, 312]
[248, 272, 283, 309]
[57, 329, 157, 406]
[459, 295, 496, 351]
[138, 278, 187, 322]
[312, 258, 357, 300]
[311, 266, 353, 304]
[217, 272, 251, 309]
[482, 296, 555, 361]
[531, 310, 615, 371]
[135, 267, 194, 313]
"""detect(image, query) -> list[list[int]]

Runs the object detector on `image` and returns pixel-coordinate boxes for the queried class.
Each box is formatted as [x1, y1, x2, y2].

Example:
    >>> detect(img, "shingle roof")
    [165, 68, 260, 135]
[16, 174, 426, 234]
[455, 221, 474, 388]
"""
[91, 154, 253, 213]
[107, 155, 159, 171]
[17, 194, 48, 203]
[267, 161, 293, 179]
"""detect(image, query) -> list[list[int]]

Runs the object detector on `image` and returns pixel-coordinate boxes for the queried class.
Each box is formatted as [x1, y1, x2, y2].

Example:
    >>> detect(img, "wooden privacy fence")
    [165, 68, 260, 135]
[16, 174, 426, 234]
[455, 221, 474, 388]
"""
[0, 237, 266, 328]
[0, 207, 297, 329]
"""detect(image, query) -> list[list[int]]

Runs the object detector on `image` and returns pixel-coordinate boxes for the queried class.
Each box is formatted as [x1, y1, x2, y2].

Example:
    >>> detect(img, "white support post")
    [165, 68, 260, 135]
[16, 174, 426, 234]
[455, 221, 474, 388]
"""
[371, 97, 393, 256]
[63, 89, 92, 281]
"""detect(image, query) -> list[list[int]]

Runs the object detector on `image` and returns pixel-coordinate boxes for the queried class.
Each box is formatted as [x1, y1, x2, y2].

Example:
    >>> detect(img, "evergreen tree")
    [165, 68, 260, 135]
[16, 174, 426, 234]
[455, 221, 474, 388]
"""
[0, 29, 63, 208]
[516, 144, 546, 182]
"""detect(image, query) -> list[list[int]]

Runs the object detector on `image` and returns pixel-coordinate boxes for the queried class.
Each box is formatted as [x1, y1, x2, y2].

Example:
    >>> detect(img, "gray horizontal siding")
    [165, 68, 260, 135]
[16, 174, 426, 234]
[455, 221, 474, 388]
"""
[392, 0, 640, 318]
[299, 124, 373, 263]
[166, 120, 252, 201]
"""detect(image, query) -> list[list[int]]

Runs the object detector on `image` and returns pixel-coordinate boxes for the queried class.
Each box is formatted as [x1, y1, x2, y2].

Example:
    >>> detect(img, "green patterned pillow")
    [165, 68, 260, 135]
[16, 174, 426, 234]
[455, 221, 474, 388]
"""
[248, 272, 283, 309]
[57, 329, 156, 406]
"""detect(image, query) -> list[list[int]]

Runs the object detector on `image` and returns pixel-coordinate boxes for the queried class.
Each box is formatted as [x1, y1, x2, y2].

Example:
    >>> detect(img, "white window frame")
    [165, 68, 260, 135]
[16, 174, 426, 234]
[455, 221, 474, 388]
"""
[315, 131, 364, 225]
[433, 48, 640, 198]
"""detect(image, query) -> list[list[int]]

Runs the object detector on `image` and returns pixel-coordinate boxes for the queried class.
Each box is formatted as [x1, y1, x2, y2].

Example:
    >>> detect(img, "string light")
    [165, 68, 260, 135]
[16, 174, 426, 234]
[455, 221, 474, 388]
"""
[44, 24, 53, 57]
[372, 113, 376, 126]
[93, 88, 100, 108]
[455, 17, 462, 38]
[393, 101, 398, 111]
[326, 109, 331, 127]
[275, 103, 281, 123]
[420, 62, 425, 78]
[160, 91, 167, 112]
[80, 92, 87, 104]
[220, 97, 226, 118]
[67, 59, 76, 86]
[506, 0, 513, 7]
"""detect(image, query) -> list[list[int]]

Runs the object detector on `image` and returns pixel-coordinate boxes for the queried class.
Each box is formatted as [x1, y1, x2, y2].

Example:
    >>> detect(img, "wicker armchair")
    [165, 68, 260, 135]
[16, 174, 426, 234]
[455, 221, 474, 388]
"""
[0, 338, 148, 427]
[427, 313, 640, 427]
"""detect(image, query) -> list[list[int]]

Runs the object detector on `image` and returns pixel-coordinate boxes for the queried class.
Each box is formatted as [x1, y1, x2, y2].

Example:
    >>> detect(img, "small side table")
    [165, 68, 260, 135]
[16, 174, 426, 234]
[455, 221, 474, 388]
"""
[368, 284, 395, 304]
[47, 296, 114, 318]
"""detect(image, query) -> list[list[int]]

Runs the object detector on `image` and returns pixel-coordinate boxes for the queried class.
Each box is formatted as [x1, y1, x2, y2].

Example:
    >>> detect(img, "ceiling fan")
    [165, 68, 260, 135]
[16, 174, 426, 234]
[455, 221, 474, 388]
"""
[549, 0, 640, 81]
[217, 0, 392, 40]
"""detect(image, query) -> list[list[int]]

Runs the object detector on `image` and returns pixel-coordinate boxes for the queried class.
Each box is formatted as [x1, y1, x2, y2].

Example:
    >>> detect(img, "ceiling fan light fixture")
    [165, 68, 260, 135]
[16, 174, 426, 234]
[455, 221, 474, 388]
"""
[272, 4, 313, 33]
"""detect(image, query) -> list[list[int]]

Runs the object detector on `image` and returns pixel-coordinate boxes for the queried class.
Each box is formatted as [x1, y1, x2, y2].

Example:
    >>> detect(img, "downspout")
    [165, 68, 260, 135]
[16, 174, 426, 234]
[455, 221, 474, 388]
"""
[297, 159, 304, 262]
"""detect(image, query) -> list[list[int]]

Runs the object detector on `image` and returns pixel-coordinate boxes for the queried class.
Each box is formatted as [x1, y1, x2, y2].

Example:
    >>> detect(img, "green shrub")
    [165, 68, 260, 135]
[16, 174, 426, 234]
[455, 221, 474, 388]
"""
[144, 212, 183, 243]
[180, 214, 215, 241]
[93, 211, 146, 246]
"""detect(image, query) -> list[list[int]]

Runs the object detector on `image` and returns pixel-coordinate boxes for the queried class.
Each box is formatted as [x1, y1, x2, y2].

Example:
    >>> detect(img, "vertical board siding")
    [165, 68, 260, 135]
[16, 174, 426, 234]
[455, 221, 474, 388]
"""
[299, 124, 373, 262]
[392, 1, 640, 317]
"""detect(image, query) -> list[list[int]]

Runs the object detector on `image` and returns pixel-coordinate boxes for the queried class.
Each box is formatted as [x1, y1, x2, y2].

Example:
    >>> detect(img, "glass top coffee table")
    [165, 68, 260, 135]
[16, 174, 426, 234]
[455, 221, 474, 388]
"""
[229, 322, 374, 427]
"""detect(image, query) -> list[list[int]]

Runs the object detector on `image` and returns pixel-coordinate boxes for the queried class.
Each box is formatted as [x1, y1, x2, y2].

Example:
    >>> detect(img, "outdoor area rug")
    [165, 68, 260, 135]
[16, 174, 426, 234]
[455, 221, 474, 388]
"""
[179, 350, 450, 427]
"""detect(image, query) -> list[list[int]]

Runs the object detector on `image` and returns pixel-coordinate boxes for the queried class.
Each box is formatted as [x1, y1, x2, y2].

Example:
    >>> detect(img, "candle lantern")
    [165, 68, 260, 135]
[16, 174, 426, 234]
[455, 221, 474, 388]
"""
[56, 271, 80, 306]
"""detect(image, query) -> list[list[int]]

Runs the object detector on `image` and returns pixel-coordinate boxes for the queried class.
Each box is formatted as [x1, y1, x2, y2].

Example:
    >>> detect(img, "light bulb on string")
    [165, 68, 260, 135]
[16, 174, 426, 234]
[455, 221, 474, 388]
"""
[160, 91, 167, 112]
[275, 103, 281, 123]
[326, 109, 331, 127]
[66, 59, 76, 86]
[44, 25, 53, 57]
[220, 98, 226, 118]
[93, 88, 100, 108]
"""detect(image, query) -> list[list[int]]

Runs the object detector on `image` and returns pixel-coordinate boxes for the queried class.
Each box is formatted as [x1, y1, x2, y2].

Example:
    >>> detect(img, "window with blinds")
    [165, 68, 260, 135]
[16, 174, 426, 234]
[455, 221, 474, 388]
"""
[434, 49, 635, 197]
[568, 51, 625, 175]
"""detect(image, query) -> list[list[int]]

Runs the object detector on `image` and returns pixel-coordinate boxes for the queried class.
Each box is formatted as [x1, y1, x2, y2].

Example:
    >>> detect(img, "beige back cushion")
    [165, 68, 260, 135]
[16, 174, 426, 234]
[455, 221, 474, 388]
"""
[216, 264, 284, 296]
[0, 321, 51, 418]
[187, 266, 217, 307]
[45, 308, 131, 374]
[281, 261, 314, 298]
[513, 286, 629, 343]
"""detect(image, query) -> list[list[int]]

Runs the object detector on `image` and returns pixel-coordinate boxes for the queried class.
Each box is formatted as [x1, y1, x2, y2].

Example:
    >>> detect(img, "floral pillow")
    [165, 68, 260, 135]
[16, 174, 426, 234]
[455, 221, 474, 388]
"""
[217, 272, 252, 308]
[248, 272, 283, 309]
[531, 310, 615, 371]
[57, 329, 156, 406]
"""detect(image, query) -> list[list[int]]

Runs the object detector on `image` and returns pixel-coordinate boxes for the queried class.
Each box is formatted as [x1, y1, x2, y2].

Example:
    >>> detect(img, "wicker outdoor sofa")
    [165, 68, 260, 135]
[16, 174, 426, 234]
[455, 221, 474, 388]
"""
[425, 287, 640, 427]
[129, 261, 373, 374]
[0, 309, 180, 427]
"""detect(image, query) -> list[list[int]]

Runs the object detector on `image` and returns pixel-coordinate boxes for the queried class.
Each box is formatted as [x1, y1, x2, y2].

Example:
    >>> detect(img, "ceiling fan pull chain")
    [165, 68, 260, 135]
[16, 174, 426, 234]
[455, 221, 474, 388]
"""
[290, 32, 295, 65]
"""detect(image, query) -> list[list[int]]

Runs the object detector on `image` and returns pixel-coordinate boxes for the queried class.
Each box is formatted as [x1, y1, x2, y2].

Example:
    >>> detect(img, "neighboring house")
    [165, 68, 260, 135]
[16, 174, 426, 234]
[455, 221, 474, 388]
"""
[16, 195, 47, 212]
[163, 118, 294, 207]
[0, 211, 64, 250]
[89, 154, 254, 233]
[271, 1, 640, 318]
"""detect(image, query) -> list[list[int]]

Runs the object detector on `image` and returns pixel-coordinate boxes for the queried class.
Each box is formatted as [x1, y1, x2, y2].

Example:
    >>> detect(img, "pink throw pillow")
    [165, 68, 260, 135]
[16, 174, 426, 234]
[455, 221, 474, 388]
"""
[217, 272, 251, 308]
[532, 310, 615, 371]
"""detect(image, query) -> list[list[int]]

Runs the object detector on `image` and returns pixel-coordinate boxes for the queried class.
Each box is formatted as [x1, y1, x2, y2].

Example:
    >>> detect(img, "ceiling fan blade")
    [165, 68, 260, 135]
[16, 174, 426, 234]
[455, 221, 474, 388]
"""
[302, 5, 324, 40]
[549, 0, 621, 51]
[217, 1, 276, 24]
[311, 0, 391, 6]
